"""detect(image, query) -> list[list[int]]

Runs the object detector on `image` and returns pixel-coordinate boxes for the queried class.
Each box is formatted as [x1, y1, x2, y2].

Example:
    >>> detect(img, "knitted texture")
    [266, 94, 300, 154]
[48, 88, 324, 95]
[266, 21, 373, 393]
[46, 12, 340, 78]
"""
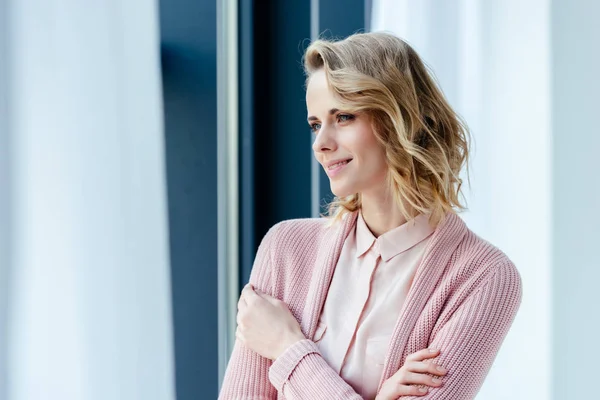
[219, 211, 522, 400]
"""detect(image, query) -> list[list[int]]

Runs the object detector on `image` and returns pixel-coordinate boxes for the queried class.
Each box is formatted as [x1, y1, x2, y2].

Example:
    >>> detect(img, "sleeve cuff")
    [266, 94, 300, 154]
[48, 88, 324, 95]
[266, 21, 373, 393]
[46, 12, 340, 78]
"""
[268, 339, 321, 391]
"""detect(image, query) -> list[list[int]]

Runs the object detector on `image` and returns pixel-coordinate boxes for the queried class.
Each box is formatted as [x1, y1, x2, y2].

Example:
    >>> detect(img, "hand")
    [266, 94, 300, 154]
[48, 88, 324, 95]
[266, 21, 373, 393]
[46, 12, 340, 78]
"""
[375, 348, 447, 399]
[236, 284, 306, 360]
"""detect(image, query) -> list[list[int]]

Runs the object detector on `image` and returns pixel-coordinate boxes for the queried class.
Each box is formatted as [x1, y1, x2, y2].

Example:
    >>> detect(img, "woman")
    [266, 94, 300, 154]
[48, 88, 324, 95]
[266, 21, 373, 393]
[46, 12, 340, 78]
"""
[219, 32, 522, 400]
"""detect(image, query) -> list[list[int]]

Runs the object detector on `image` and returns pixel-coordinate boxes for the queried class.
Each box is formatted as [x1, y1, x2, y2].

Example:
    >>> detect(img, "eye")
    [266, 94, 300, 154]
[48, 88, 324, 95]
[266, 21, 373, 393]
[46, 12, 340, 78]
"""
[337, 113, 355, 123]
[309, 123, 321, 133]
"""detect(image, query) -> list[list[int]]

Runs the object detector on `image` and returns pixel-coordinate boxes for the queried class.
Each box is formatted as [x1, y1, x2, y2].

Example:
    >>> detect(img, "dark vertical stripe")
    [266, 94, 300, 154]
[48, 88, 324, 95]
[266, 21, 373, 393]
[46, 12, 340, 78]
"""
[315, 0, 366, 215]
[247, 0, 312, 281]
[159, 0, 219, 397]
[237, 0, 368, 294]
[239, 0, 255, 289]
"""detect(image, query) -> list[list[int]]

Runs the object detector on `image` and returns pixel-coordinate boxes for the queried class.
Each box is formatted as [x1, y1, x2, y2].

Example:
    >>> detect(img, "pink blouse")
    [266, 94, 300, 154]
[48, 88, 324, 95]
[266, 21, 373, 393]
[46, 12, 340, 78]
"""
[315, 212, 435, 399]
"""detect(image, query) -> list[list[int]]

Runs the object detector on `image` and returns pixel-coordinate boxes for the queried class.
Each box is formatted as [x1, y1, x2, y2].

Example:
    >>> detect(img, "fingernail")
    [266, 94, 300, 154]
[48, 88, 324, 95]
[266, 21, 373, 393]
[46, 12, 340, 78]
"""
[432, 378, 442, 384]
[437, 366, 447, 373]
[419, 387, 428, 393]
[428, 348, 439, 353]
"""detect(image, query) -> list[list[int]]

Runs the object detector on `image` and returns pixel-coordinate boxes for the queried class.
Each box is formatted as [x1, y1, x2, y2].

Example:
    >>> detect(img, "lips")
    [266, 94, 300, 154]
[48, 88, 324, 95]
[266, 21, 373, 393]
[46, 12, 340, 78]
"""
[324, 158, 353, 178]
[326, 158, 353, 170]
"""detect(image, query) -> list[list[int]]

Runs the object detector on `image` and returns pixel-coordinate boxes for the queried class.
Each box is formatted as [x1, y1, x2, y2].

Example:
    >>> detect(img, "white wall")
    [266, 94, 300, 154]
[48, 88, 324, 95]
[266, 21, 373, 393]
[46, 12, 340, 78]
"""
[372, 0, 551, 398]
[471, 2, 551, 399]
[0, 2, 10, 399]
[4, 1, 175, 400]
[551, 1, 600, 398]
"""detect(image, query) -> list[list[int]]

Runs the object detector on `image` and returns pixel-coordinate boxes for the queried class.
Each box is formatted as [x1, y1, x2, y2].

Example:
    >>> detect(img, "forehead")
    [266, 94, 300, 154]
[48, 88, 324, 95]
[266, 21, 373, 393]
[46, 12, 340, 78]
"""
[306, 70, 339, 114]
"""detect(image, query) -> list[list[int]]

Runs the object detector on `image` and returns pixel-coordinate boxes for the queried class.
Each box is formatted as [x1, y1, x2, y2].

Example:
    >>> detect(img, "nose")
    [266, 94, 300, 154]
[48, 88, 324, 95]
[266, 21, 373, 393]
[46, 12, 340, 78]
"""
[312, 124, 337, 154]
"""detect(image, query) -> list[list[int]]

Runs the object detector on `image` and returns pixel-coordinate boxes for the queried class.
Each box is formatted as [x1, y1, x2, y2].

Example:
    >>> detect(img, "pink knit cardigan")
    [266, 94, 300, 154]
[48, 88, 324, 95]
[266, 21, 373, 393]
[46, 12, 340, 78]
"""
[219, 211, 522, 399]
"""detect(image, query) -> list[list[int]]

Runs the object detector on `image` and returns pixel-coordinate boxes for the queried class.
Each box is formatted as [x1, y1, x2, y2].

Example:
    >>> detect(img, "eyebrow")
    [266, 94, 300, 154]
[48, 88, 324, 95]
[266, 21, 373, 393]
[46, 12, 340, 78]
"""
[307, 108, 339, 122]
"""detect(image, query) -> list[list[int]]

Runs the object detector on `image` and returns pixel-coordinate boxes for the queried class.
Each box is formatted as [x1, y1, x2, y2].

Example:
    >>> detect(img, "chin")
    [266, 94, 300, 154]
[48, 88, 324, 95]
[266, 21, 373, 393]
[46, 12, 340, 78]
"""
[330, 182, 355, 198]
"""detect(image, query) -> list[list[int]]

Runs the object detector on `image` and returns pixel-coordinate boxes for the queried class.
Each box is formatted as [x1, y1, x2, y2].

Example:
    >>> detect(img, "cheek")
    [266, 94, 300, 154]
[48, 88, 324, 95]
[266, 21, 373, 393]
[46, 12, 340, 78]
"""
[362, 141, 388, 179]
[356, 132, 386, 166]
[346, 124, 378, 153]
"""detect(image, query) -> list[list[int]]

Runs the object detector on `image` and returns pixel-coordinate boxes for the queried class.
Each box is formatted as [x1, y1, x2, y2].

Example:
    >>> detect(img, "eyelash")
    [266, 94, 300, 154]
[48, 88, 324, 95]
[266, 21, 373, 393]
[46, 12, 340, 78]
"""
[309, 113, 355, 133]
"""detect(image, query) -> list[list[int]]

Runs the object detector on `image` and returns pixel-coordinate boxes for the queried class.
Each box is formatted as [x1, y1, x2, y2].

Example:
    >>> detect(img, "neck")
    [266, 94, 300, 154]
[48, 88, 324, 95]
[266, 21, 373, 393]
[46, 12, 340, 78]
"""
[359, 193, 413, 237]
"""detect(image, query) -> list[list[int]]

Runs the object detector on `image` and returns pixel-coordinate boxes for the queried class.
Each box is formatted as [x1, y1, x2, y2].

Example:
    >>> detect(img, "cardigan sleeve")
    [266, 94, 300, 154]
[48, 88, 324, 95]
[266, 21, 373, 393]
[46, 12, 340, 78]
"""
[268, 339, 365, 399]
[400, 261, 523, 400]
[220, 221, 367, 399]
[218, 226, 280, 400]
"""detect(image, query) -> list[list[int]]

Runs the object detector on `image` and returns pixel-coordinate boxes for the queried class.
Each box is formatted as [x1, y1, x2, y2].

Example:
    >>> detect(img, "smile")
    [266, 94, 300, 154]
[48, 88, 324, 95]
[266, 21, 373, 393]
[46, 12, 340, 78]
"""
[326, 159, 352, 177]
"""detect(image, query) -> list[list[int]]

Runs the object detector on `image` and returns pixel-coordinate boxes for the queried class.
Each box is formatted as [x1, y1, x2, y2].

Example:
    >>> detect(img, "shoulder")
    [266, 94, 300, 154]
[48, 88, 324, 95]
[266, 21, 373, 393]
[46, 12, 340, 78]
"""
[262, 216, 332, 251]
[257, 217, 337, 311]
[430, 220, 523, 331]
[451, 225, 522, 301]
[255, 217, 334, 272]
[251, 217, 329, 287]
[270, 216, 330, 236]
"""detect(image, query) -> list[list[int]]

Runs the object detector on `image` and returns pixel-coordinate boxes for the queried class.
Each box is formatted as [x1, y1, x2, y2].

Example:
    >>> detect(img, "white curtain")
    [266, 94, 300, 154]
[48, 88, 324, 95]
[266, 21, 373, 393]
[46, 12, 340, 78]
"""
[1, 1, 175, 400]
[372, 1, 551, 399]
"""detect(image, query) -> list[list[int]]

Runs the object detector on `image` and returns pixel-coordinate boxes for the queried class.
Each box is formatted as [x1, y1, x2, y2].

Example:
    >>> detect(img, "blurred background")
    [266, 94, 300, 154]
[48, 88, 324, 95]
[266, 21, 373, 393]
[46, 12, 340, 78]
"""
[0, 0, 598, 399]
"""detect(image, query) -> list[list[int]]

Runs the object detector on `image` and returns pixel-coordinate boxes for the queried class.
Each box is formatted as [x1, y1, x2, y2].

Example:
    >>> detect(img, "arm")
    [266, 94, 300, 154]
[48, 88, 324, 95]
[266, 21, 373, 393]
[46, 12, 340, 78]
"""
[219, 226, 279, 400]
[268, 339, 365, 399]
[221, 223, 366, 400]
[400, 262, 523, 399]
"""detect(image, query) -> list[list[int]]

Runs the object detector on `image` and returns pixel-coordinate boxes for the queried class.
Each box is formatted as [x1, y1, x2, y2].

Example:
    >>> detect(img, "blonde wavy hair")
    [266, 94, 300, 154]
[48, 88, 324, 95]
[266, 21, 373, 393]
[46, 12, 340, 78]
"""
[304, 32, 470, 227]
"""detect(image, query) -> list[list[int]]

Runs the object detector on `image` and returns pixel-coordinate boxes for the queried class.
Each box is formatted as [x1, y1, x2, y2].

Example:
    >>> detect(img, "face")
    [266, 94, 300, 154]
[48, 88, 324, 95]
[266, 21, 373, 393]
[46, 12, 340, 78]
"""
[307, 69, 389, 198]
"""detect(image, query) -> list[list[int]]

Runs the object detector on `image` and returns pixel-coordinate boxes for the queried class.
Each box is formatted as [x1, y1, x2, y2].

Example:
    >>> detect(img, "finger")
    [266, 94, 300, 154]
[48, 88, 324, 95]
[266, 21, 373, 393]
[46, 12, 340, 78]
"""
[237, 296, 247, 311]
[404, 360, 448, 376]
[398, 371, 444, 388]
[241, 283, 260, 304]
[405, 347, 440, 362]
[253, 287, 267, 298]
[238, 285, 248, 307]
[236, 311, 243, 327]
[254, 288, 278, 304]
[389, 384, 431, 397]
[240, 283, 251, 298]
